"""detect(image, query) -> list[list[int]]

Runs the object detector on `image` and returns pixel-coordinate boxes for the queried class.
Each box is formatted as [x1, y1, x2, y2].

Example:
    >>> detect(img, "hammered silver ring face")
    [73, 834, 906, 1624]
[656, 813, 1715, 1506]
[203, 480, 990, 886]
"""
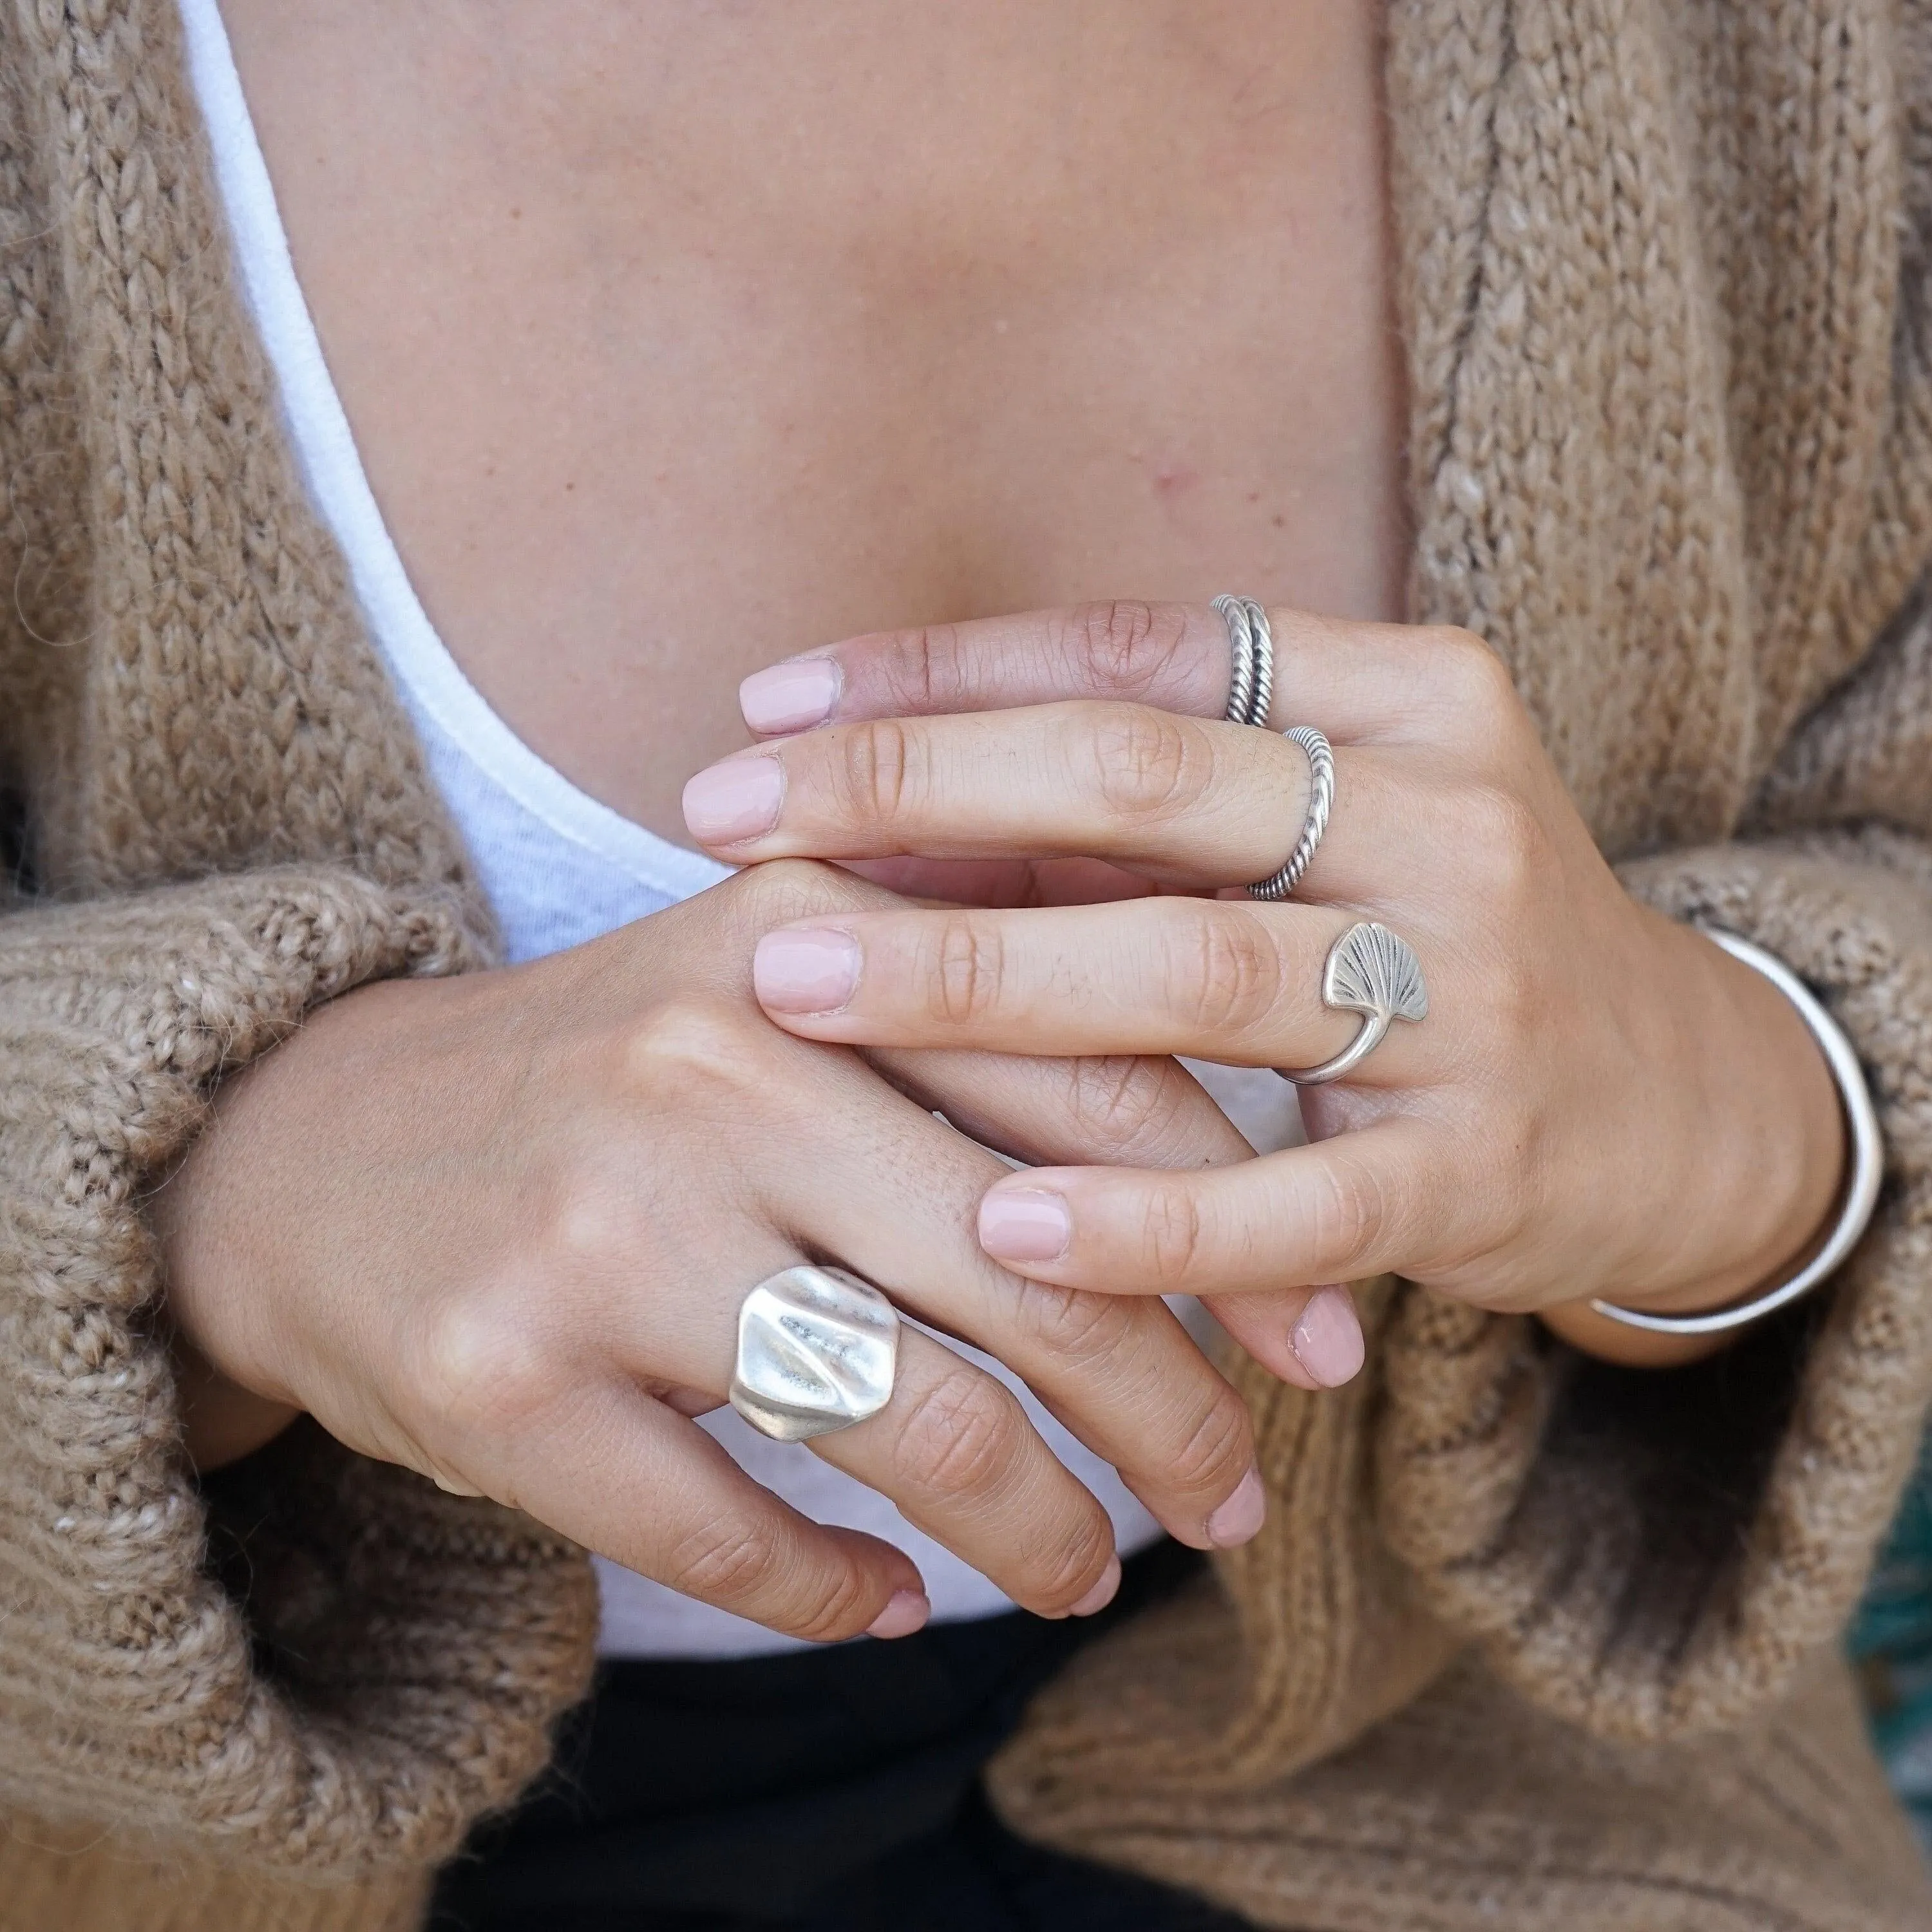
[728, 1265, 900, 1443]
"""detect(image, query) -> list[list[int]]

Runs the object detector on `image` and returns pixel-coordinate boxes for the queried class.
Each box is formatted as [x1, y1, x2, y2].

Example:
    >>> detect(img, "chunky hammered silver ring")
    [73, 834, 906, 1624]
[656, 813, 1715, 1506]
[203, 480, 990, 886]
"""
[729, 1265, 900, 1442]
[1280, 922, 1429, 1086]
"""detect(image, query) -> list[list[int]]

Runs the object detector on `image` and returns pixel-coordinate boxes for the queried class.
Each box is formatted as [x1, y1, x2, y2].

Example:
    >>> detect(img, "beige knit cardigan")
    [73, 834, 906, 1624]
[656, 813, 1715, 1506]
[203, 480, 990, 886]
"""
[5, 2, 1932, 1928]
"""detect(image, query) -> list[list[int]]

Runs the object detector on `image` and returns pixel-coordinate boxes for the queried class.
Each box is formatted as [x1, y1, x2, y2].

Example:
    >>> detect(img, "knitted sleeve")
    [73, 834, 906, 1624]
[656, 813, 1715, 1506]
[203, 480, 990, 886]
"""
[0, 867, 597, 1871]
[1375, 612, 1932, 1741]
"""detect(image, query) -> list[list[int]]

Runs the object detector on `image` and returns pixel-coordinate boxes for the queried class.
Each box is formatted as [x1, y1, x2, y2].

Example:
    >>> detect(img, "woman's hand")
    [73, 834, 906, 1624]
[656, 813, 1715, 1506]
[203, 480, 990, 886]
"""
[154, 860, 1273, 1645]
[686, 602, 1850, 1367]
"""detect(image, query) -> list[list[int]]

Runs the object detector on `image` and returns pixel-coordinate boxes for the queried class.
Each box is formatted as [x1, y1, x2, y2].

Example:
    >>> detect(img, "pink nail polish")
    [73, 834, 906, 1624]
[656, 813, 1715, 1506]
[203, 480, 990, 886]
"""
[867, 1588, 931, 1639]
[978, 1188, 1071, 1262]
[1070, 1554, 1121, 1618]
[1289, 1285, 1365, 1388]
[754, 929, 860, 1014]
[681, 756, 784, 844]
[1204, 1468, 1266, 1548]
[741, 659, 841, 735]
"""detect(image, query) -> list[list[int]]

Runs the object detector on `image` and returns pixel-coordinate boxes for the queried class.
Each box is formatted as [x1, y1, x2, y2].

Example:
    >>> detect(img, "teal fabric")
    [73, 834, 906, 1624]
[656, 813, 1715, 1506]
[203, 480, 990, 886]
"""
[1852, 1435, 1932, 1854]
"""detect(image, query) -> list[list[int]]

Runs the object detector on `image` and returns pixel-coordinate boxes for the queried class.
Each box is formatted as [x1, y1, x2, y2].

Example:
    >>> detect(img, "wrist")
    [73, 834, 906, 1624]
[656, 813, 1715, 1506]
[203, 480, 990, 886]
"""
[1542, 918, 1849, 1366]
[167, 1319, 301, 1471]
[148, 1009, 352, 1468]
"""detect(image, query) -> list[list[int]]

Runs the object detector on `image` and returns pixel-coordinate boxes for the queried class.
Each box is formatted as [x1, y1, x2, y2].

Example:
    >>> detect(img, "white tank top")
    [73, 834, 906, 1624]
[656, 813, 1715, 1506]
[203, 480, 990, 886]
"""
[176, 0, 1302, 1658]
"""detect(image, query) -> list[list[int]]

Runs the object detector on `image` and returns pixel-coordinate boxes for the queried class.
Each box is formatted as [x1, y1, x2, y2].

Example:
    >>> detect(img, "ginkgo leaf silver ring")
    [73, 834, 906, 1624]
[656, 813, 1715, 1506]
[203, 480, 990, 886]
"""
[730, 1264, 900, 1441]
[1280, 922, 1429, 1086]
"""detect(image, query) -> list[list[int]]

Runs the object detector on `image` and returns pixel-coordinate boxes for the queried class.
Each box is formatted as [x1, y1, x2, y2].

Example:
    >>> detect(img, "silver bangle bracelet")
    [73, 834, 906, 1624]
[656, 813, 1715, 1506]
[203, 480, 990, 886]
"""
[1588, 928, 1883, 1336]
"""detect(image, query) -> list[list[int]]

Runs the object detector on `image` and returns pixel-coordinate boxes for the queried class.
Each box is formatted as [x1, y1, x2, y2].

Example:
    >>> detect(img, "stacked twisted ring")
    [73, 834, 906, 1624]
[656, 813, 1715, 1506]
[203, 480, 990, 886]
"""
[1213, 594, 1336, 901]
[1215, 593, 1427, 1086]
[1216, 592, 1274, 731]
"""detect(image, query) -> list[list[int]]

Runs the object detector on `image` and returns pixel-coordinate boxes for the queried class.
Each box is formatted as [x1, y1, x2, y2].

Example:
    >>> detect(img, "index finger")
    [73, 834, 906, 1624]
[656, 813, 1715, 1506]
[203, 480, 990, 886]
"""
[737, 600, 1443, 743]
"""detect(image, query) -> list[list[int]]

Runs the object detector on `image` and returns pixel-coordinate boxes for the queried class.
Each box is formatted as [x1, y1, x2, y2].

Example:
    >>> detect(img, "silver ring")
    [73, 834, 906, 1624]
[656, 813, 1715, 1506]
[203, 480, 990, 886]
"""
[729, 1264, 900, 1442]
[1215, 593, 1273, 728]
[1248, 726, 1334, 900]
[1280, 922, 1428, 1086]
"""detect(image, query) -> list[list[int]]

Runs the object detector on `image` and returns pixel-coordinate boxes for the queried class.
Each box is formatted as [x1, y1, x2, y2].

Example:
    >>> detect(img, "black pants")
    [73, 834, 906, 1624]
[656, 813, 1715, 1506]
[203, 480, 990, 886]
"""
[428, 1542, 1253, 1931]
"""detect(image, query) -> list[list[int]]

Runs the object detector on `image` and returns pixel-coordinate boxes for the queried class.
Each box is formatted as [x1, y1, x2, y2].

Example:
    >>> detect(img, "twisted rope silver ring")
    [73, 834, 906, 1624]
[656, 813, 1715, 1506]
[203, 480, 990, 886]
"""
[730, 1264, 900, 1441]
[1280, 921, 1429, 1086]
[1215, 592, 1274, 729]
[1249, 726, 1334, 901]
[1215, 594, 1334, 900]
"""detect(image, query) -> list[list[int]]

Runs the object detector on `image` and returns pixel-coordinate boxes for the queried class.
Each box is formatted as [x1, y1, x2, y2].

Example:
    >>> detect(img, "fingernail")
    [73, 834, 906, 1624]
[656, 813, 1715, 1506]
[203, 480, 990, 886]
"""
[681, 755, 784, 844]
[1205, 1467, 1266, 1548]
[1070, 1554, 1121, 1618]
[867, 1587, 931, 1640]
[1290, 1285, 1365, 1388]
[754, 929, 860, 1014]
[978, 1188, 1070, 1262]
[741, 658, 840, 734]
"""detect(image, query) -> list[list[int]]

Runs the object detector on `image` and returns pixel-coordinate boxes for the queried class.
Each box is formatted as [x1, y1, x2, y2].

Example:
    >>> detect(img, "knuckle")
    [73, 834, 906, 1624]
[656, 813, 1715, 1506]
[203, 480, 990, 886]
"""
[837, 718, 920, 824]
[1455, 782, 1546, 904]
[1137, 1179, 1207, 1283]
[1305, 1152, 1392, 1269]
[546, 1169, 637, 1274]
[1089, 707, 1213, 824]
[923, 911, 1007, 1027]
[1033, 1519, 1119, 1613]
[1165, 1386, 1255, 1498]
[1428, 627, 1517, 712]
[665, 1514, 783, 1606]
[1061, 1055, 1189, 1161]
[1180, 907, 1285, 1037]
[619, 995, 774, 1103]
[730, 855, 866, 924]
[781, 1562, 881, 1645]
[883, 623, 969, 714]
[666, 1519, 878, 1645]
[408, 1293, 565, 1441]
[893, 1364, 1026, 1499]
[1014, 1281, 1139, 1368]
[1061, 600, 1191, 696]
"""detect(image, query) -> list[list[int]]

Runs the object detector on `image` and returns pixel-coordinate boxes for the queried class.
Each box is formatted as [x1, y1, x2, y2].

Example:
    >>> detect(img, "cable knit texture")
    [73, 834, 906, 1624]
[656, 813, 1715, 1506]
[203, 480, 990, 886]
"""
[0, 0, 595, 1922]
[3, 1, 1932, 1927]
[985, 1, 1932, 1926]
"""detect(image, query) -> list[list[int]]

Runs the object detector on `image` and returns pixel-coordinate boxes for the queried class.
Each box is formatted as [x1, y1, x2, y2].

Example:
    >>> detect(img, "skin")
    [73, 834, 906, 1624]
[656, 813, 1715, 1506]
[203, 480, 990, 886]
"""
[214, 0, 1405, 834]
[160, 3, 1848, 1645]
[688, 603, 1848, 1370]
[158, 863, 1279, 1643]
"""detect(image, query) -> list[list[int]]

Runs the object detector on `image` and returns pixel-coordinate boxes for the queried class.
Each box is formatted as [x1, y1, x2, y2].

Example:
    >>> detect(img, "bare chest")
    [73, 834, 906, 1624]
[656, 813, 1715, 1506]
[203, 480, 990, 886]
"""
[222, 0, 1403, 839]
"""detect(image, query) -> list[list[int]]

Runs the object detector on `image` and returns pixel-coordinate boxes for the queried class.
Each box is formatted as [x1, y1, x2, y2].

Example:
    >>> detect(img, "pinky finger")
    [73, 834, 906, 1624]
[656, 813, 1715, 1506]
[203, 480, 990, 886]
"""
[1201, 1284, 1366, 1392]
[975, 1118, 1439, 1307]
[463, 1378, 931, 1643]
